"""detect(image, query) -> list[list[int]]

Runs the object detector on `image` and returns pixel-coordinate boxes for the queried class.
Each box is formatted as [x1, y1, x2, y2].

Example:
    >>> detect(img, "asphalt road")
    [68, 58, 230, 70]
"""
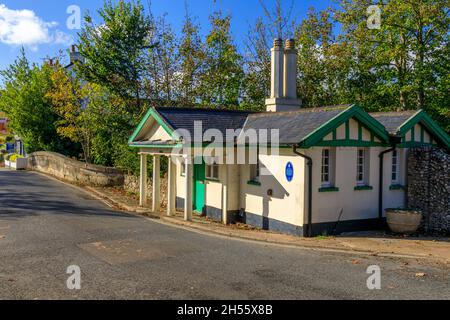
[0, 169, 448, 300]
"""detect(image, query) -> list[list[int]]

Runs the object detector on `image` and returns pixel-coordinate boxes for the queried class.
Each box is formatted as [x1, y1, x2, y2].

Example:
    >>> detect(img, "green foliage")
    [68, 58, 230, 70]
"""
[46, 66, 98, 163]
[0, 49, 78, 155]
[199, 11, 244, 109]
[1, 0, 448, 177]
[178, 9, 205, 106]
[336, 0, 449, 127]
[77, 0, 152, 115]
[241, 18, 271, 111]
[8, 153, 24, 163]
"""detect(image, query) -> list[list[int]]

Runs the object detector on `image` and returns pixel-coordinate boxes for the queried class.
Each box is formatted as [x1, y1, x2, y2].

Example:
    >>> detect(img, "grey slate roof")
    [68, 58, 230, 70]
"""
[240, 105, 350, 144]
[370, 111, 417, 134]
[156, 107, 253, 141]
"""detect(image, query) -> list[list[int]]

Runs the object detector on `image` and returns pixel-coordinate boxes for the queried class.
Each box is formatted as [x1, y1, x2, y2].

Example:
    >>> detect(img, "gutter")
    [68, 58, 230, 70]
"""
[293, 145, 313, 237]
[378, 136, 402, 222]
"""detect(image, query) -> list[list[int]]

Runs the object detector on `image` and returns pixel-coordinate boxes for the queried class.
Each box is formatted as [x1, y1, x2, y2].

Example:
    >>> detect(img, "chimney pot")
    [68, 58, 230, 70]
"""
[285, 39, 296, 50]
[273, 38, 283, 48]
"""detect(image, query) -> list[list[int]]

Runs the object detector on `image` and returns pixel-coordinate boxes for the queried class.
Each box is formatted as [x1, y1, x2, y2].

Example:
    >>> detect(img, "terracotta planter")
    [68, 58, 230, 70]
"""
[386, 209, 422, 234]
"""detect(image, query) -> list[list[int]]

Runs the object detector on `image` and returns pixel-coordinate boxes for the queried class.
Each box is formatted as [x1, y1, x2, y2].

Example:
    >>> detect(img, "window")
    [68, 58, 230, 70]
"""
[356, 148, 369, 185]
[206, 162, 219, 180]
[321, 149, 331, 185]
[391, 150, 399, 183]
[250, 160, 260, 183]
[321, 148, 335, 187]
[180, 158, 186, 176]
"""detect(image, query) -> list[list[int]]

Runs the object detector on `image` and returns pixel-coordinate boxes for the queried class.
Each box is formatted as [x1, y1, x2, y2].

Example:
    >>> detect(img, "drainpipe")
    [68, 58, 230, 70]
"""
[293, 145, 313, 237]
[378, 136, 401, 224]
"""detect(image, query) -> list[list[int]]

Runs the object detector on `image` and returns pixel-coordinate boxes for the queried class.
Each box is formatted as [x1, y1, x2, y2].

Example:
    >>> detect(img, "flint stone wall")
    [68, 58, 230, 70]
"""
[124, 174, 168, 208]
[407, 147, 450, 235]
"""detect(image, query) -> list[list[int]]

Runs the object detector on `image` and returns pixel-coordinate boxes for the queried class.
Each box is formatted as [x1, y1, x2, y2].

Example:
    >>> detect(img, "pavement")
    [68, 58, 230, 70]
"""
[0, 169, 449, 300]
[86, 183, 450, 265]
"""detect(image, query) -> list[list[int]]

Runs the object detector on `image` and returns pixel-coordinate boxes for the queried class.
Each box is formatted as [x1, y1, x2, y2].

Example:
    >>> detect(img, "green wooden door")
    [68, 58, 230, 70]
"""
[193, 160, 205, 214]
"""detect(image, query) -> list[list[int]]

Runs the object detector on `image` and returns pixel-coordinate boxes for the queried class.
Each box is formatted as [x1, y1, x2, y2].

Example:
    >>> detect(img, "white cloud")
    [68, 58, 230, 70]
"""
[0, 4, 73, 50]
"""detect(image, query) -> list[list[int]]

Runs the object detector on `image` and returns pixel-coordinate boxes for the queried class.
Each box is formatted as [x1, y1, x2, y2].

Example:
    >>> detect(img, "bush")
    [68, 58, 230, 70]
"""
[7, 153, 23, 163]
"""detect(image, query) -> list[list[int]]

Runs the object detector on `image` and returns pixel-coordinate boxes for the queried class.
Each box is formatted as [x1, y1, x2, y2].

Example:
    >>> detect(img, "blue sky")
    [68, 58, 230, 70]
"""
[0, 0, 335, 71]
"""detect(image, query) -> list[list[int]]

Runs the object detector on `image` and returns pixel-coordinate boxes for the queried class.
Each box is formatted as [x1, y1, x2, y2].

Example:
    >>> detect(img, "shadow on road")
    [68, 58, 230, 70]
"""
[0, 170, 138, 221]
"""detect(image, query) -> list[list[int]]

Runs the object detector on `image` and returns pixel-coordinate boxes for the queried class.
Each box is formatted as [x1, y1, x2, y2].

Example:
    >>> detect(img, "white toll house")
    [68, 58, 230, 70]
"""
[129, 39, 450, 237]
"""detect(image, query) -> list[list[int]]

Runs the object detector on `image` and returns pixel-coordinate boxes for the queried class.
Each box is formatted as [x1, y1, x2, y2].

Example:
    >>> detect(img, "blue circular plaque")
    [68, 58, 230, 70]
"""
[286, 162, 294, 182]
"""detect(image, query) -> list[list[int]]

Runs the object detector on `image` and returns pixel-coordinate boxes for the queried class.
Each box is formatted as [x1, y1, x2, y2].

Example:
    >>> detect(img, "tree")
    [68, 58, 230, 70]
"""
[241, 18, 271, 111]
[295, 7, 352, 108]
[258, 0, 296, 39]
[241, 0, 298, 110]
[152, 15, 181, 105]
[0, 49, 74, 154]
[178, 5, 204, 106]
[46, 66, 96, 163]
[77, 0, 153, 115]
[336, 0, 450, 129]
[199, 11, 244, 109]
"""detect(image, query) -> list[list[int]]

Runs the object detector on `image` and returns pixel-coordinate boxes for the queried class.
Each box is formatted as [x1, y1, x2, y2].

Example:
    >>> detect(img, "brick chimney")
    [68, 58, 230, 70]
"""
[265, 38, 301, 112]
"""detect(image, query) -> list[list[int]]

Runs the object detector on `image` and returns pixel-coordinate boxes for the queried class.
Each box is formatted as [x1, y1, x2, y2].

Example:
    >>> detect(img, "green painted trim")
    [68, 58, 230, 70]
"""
[354, 185, 374, 191]
[398, 142, 434, 148]
[390, 184, 406, 190]
[128, 108, 177, 145]
[319, 186, 340, 193]
[398, 110, 421, 135]
[345, 120, 350, 140]
[420, 126, 425, 143]
[358, 123, 363, 141]
[128, 108, 153, 144]
[247, 180, 262, 186]
[314, 140, 386, 147]
[411, 126, 415, 142]
[397, 110, 450, 149]
[332, 129, 337, 140]
[129, 144, 183, 149]
[299, 105, 389, 148]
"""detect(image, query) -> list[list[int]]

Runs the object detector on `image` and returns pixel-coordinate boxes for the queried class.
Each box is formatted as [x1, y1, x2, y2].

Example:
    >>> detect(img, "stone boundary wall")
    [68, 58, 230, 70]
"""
[27, 151, 124, 187]
[407, 147, 450, 235]
[124, 174, 168, 208]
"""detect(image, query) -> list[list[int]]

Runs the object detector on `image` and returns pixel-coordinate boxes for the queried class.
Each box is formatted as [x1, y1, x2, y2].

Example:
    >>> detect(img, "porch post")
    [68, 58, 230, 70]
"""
[152, 155, 161, 212]
[139, 153, 148, 207]
[167, 156, 176, 216]
[184, 156, 193, 221]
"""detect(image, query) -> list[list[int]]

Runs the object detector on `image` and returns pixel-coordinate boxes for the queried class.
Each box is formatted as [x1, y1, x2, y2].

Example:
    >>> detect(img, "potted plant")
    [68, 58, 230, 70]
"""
[5, 153, 27, 170]
[385, 208, 422, 234]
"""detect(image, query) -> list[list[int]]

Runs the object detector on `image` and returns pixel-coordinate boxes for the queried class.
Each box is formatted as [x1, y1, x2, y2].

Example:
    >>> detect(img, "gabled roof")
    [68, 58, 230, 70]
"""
[240, 105, 350, 144]
[241, 104, 389, 146]
[371, 110, 450, 149]
[129, 105, 448, 149]
[370, 111, 417, 134]
[129, 107, 253, 146]
[156, 107, 252, 137]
